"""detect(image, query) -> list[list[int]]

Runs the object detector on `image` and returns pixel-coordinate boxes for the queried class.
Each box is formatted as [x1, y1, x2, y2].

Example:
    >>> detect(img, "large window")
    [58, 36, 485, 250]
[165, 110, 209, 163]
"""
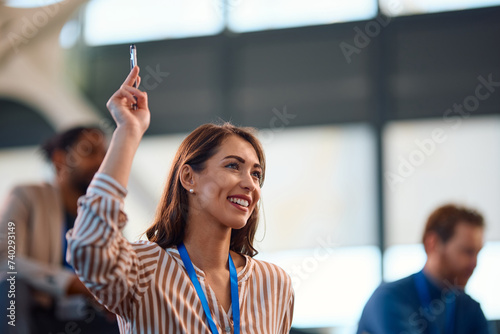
[82, 0, 378, 45]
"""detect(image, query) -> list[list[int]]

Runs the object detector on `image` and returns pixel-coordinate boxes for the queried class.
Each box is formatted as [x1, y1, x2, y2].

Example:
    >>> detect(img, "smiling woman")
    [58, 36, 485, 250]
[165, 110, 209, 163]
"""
[66, 67, 294, 333]
[146, 123, 266, 257]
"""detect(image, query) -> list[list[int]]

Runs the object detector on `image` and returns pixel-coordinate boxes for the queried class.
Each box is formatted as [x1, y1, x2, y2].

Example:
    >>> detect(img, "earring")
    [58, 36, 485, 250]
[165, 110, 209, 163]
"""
[189, 189, 194, 194]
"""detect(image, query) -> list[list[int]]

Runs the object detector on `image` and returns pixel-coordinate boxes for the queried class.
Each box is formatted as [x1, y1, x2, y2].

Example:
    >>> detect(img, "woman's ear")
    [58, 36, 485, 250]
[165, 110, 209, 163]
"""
[179, 164, 195, 192]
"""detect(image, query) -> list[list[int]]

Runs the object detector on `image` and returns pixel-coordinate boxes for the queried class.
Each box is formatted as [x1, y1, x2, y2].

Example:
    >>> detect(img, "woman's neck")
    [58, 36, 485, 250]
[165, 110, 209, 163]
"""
[182, 218, 233, 273]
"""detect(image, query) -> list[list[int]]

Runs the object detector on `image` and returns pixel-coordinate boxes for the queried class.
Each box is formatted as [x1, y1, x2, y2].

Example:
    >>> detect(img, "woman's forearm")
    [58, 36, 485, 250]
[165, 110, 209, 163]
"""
[97, 125, 143, 189]
[97, 66, 151, 188]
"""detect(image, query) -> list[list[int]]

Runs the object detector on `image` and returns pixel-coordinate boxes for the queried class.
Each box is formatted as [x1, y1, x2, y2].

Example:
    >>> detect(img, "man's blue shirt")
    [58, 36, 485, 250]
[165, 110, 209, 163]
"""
[357, 270, 490, 334]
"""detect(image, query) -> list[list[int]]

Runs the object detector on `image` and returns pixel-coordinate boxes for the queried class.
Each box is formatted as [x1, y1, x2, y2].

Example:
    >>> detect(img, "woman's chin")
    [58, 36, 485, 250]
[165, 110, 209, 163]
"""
[225, 220, 248, 230]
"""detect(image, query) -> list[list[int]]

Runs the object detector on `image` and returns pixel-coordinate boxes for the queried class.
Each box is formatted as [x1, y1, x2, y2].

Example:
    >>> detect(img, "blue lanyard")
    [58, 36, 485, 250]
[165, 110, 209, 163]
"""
[414, 270, 455, 334]
[178, 243, 240, 334]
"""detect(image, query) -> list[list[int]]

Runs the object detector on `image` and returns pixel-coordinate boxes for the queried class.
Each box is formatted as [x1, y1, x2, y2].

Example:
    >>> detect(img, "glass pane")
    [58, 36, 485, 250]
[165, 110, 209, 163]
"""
[254, 124, 378, 329]
[383, 244, 426, 281]
[257, 124, 377, 251]
[258, 246, 381, 330]
[84, 0, 223, 46]
[467, 242, 500, 320]
[380, 0, 500, 16]
[228, 0, 378, 33]
[383, 115, 500, 246]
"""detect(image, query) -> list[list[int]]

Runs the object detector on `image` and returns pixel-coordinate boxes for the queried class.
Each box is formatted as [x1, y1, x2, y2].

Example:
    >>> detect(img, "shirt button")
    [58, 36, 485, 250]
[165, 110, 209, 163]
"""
[225, 327, 231, 333]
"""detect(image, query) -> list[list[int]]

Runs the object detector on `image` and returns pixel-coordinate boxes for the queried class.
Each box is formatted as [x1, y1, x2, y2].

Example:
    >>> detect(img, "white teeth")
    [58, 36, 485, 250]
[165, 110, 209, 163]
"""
[229, 197, 249, 207]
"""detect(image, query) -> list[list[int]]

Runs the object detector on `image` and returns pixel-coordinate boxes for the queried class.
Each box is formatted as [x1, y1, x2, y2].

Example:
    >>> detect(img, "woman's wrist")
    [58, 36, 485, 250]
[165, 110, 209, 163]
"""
[114, 123, 145, 141]
[96, 125, 143, 188]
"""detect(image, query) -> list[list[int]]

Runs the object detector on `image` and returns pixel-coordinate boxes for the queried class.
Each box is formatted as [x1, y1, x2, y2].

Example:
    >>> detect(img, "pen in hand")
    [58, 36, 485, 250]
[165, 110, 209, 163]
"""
[130, 44, 138, 110]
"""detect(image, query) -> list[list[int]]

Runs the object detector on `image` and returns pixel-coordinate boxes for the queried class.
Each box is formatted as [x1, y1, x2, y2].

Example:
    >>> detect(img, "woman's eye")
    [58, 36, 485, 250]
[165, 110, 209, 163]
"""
[252, 171, 262, 180]
[226, 162, 239, 170]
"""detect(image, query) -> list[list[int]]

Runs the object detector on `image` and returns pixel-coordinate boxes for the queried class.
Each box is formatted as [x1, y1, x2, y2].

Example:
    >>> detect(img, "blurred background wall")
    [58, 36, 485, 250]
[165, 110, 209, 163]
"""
[1, 0, 500, 332]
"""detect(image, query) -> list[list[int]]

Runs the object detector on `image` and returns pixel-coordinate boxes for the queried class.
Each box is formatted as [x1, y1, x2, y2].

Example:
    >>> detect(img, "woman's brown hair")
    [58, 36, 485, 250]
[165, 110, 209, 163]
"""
[145, 122, 265, 257]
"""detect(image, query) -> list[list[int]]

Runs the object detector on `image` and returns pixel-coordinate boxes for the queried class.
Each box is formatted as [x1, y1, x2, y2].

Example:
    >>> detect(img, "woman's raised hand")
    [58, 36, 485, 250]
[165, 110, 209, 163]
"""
[97, 66, 151, 187]
[106, 66, 150, 137]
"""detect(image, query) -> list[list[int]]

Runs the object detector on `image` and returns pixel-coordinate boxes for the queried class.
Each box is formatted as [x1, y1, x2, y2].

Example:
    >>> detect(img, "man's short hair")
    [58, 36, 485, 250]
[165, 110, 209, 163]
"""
[40, 125, 104, 162]
[422, 204, 485, 244]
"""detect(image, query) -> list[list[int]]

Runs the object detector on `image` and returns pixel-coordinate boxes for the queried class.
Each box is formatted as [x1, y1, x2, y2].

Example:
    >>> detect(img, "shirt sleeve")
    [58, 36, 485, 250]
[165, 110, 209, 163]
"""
[66, 173, 152, 314]
[281, 284, 295, 334]
[12, 257, 76, 297]
[275, 269, 295, 334]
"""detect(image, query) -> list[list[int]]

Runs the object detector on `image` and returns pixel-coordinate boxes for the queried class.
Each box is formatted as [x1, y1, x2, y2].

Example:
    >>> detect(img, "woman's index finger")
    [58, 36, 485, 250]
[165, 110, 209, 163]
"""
[122, 66, 140, 87]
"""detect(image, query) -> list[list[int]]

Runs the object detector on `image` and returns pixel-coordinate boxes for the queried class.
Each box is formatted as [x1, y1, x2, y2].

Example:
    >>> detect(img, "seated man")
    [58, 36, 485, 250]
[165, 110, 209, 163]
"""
[0, 126, 119, 334]
[357, 204, 491, 334]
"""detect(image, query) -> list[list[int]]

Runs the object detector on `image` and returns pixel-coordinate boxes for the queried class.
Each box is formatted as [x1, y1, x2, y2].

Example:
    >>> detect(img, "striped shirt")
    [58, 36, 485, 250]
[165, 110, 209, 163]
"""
[66, 173, 294, 334]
